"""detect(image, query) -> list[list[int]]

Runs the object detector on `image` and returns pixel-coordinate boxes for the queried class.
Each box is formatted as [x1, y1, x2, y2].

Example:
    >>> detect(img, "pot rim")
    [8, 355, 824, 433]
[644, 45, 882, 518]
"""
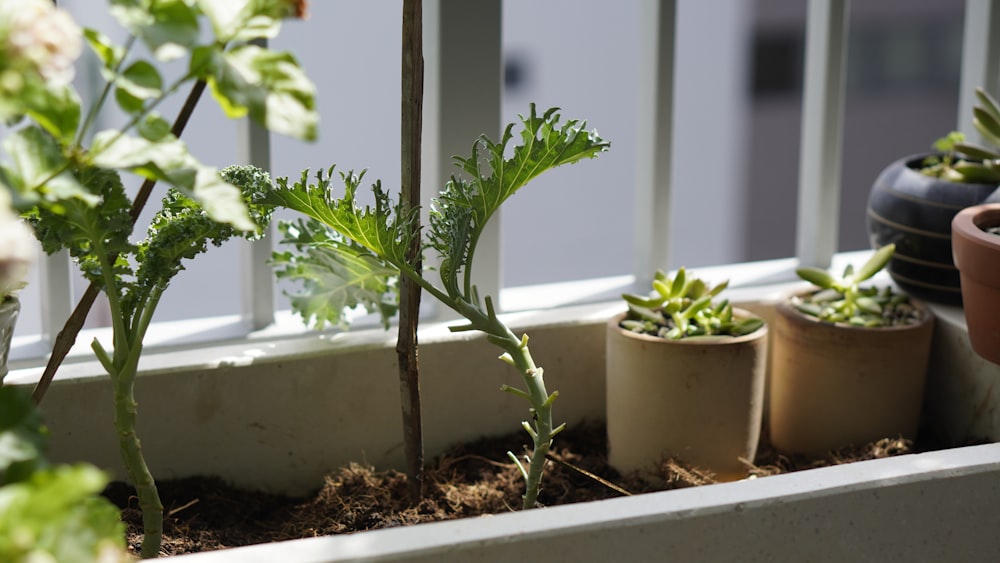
[953, 203, 1000, 247]
[608, 309, 767, 346]
[777, 289, 934, 333]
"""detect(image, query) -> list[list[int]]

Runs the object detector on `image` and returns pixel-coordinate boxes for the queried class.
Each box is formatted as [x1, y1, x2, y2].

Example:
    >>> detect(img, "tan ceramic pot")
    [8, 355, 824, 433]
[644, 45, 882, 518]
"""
[768, 294, 934, 456]
[606, 311, 767, 482]
[952, 203, 1000, 365]
[0, 296, 19, 384]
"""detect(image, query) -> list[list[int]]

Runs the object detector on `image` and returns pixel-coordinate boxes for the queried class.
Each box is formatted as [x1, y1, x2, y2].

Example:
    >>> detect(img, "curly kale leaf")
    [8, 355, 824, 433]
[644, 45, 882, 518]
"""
[263, 167, 416, 267]
[26, 166, 134, 287]
[125, 165, 275, 315]
[272, 217, 398, 329]
[428, 104, 608, 299]
[261, 167, 413, 329]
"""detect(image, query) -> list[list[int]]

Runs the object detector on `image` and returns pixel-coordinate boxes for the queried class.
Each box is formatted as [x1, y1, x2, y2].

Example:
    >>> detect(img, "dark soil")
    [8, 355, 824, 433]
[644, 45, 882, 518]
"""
[103, 422, 917, 558]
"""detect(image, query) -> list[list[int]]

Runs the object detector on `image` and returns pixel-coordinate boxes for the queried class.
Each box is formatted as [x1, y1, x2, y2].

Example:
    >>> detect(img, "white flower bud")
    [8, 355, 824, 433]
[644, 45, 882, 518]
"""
[5, 0, 82, 86]
[0, 191, 36, 298]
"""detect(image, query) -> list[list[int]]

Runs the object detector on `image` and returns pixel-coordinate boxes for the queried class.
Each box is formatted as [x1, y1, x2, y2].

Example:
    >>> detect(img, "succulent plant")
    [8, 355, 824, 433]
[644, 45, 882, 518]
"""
[921, 87, 1000, 183]
[793, 244, 922, 327]
[620, 268, 764, 339]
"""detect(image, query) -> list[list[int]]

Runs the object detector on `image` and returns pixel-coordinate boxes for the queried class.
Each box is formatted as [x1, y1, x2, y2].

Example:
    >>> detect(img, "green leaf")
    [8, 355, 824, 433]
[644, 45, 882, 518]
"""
[0, 464, 126, 562]
[651, 278, 671, 300]
[687, 278, 708, 299]
[670, 268, 686, 299]
[1, 127, 93, 206]
[951, 160, 1000, 183]
[273, 218, 399, 330]
[110, 0, 198, 61]
[622, 292, 662, 309]
[137, 113, 172, 142]
[207, 45, 318, 140]
[973, 107, 1000, 149]
[428, 105, 608, 299]
[263, 167, 414, 270]
[796, 267, 835, 289]
[707, 279, 729, 298]
[932, 131, 964, 153]
[852, 244, 894, 284]
[83, 28, 124, 70]
[190, 167, 258, 232]
[26, 167, 134, 285]
[20, 83, 82, 144]
[198, 0, 291, 42]
[89, 130, 255, 230]
[131, 185, 269, 303]
[975, 87, 1000, 129]
[953, 142, 1000, 161]
[112, 60, 163, 115]
[731, 317, 764, 336]
[0, 387, 48, 485]
[855, 296, 883, 315]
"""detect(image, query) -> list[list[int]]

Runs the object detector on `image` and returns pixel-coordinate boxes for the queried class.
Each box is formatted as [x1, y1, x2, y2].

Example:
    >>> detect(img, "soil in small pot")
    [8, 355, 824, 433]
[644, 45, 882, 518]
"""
[103, 422, 930, 558]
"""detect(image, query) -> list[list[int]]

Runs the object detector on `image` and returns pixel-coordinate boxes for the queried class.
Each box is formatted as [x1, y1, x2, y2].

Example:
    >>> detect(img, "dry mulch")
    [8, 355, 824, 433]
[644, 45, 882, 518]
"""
[103, 422, 917, 557]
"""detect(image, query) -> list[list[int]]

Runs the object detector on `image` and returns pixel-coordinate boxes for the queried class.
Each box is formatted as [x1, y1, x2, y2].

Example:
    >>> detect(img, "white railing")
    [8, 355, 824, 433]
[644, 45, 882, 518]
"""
[9, 0, 994, 366]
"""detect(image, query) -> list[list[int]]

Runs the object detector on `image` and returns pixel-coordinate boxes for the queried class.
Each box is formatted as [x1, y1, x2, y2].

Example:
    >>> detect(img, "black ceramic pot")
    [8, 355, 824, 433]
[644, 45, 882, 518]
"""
[867, 153, 1000, 304]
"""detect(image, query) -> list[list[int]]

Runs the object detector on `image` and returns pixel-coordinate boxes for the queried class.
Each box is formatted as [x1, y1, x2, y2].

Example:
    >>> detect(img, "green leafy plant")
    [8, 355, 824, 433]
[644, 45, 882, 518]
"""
[620, 268, 764, 339]
[920, 87, 1000, 183]
[0, 2, 316, 556]
[27, 165, 275, 557]
[0, 386, 131, 563]
[793, 244, 922, 327]
[266, 105, 608, 509]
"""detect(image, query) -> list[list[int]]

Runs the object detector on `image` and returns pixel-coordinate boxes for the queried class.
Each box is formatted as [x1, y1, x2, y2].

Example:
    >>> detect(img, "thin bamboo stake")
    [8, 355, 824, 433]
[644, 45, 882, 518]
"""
[397, 0, 425, 503]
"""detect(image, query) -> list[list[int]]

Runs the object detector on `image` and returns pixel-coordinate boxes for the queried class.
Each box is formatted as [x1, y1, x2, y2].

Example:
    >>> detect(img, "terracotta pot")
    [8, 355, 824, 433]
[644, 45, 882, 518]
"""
[0, 295, 19, 384]
[769, 294, 935, 456]
[867, 153, 1000, 304]
[952, 203, 1000, 365]
[606, 311, 767, 481]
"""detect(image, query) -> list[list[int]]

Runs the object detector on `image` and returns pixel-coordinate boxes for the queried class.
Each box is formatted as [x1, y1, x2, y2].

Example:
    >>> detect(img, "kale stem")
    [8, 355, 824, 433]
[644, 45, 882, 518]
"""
[487, 319, 555, 509]
[111, 352, 162, 559]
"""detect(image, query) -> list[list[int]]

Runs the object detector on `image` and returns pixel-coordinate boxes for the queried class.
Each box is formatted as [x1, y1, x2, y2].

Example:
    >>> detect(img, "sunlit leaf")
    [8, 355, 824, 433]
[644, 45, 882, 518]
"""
[273, 218, 398, 329]
[796, 267, 835, 289]
[1, 127, 93, 206]
[206, 45, 317, 140]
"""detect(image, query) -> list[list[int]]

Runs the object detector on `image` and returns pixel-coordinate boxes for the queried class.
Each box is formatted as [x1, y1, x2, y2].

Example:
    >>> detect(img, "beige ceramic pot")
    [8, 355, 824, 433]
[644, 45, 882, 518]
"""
[952, 203, 1000, 365]
[0, 295, 19, 383]
[769, 294, 934, 457]
[606, 310, 767, 482]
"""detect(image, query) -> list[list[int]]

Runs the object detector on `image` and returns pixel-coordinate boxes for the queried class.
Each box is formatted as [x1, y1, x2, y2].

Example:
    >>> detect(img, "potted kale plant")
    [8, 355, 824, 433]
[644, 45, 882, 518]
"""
[0, 0, 317, 557]
[265, 105, 608, 511]
[769, 244, 935, 456]
[952, 202, 1000, 365]
[867, 87, 1000, 303]
[607, 269, 766, 481]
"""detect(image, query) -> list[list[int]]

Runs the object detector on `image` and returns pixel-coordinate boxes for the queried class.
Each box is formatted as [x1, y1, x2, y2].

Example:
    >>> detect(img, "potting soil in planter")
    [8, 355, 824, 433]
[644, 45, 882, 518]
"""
[103, 423, 920, 557]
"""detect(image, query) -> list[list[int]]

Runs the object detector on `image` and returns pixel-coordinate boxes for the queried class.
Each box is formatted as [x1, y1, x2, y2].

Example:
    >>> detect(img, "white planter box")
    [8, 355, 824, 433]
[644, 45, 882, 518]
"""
[8, 294, 1000, 561]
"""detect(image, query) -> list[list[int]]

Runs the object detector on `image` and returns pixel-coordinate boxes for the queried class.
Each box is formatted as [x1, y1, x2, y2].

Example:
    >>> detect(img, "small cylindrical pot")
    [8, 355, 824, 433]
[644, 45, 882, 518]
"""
[769, 294, 935, 456]
[952, 203, 1000, 365]
[0, 295, 20, 383]
[867, 153, 1000, 304]
[606, 311, 767, 482]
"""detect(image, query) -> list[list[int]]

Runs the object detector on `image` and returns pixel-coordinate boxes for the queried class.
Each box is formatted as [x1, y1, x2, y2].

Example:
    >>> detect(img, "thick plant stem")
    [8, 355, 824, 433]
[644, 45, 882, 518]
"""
[112, 364, 163, 559]
[491, 323, 559, 510]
